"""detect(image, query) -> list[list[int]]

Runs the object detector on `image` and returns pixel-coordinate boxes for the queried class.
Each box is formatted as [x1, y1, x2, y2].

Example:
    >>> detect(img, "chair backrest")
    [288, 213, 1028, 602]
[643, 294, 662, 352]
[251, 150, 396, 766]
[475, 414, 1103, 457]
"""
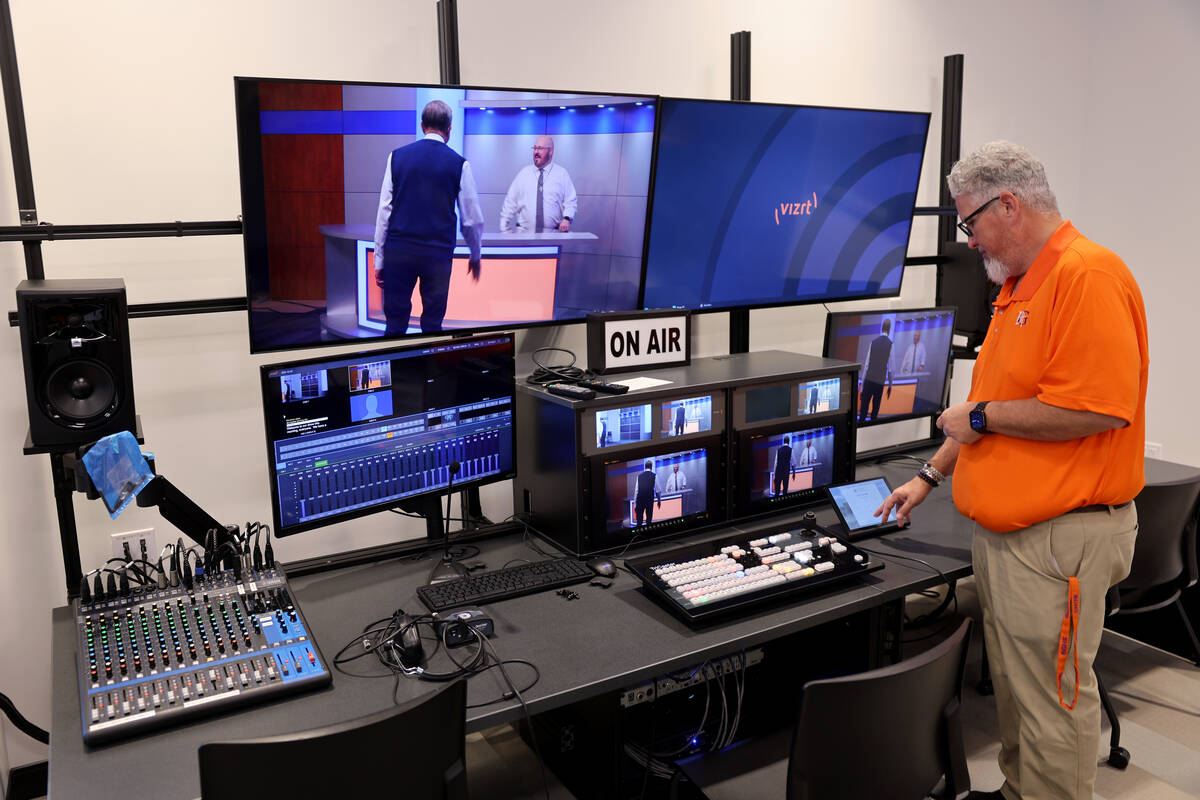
[1120, 479, 1200, 600]
[787, 618, 971, 800]
[198, 679, 467, 799]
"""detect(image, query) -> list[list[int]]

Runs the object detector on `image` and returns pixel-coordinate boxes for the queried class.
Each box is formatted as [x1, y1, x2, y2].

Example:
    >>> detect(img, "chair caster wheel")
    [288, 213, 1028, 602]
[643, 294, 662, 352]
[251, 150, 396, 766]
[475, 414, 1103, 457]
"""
[976, 678, 994, 696]
[1107, 746, 1130, 770]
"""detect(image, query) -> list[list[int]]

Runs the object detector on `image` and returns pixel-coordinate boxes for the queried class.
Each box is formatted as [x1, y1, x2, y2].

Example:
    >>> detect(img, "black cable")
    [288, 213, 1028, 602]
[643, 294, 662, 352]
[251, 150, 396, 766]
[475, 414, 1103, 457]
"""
[0, 692, 48, 744]
[480, 637, 551, 800]
[464, 659, 541, 708]
[525, 346, 587, 386]
[855, 544, 960, 636]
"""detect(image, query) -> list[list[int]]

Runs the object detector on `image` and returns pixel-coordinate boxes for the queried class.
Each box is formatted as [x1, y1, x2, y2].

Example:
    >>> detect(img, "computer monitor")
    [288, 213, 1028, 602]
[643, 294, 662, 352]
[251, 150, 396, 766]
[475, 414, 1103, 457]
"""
[823, 307, 956, 427]
[236, 77, 657, 353]
[642, 97, 930, 312]
[259, 334, 515, 537]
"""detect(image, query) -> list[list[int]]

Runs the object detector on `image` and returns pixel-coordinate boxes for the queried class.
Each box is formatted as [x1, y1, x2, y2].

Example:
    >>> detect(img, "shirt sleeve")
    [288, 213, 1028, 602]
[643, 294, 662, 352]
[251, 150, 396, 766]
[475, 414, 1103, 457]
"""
[458, 160, 484, 261]
[499, 169, 521, 233]
[373, 153, 393, 270]
[562, 169, 578, 220]
[1037, 266, 1143, 423]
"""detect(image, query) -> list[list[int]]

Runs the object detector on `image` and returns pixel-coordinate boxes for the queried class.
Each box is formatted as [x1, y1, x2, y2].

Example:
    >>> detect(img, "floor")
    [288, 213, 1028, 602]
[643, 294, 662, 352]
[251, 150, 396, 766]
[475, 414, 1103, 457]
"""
[467, 576, 1200, 799]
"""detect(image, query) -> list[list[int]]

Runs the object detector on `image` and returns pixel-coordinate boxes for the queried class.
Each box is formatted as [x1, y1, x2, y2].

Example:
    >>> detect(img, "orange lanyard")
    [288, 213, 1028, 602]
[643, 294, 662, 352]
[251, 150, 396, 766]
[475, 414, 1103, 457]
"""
[1056, 577, 1081, 710]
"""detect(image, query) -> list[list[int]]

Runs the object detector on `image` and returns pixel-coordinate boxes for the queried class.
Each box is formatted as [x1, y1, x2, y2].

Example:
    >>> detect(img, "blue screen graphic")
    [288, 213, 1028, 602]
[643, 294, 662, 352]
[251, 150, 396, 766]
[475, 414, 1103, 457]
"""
[643, 99, 930, 311]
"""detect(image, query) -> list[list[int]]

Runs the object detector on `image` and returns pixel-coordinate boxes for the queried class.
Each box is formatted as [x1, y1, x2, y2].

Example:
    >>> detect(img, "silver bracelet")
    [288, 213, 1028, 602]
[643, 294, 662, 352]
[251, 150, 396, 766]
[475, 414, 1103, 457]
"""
[918, 463, 944, 487]
[922, 462, 946, 483]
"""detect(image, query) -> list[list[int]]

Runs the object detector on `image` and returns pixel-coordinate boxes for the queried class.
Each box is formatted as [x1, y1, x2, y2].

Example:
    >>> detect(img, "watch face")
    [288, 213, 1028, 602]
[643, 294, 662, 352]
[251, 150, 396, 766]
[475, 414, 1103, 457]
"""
[970, 410, 986, 432]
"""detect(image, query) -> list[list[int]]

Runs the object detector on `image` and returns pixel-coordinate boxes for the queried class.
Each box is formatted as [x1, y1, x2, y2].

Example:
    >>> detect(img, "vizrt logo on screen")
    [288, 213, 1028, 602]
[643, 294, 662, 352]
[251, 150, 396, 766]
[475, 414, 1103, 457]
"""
[774, 191, 819, 225]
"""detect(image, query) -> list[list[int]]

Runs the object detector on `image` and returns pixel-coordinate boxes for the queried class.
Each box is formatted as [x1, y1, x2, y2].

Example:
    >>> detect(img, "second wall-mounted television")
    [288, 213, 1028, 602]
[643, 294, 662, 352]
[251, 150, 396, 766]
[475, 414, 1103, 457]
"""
[236, 77, 657, 353]
[642, 97, 930, 312]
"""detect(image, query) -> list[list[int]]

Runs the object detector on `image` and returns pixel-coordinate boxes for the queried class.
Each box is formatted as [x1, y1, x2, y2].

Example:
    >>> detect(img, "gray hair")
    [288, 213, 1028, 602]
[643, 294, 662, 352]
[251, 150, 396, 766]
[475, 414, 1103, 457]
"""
[421, 100, 453, 133]
[947, 141, 1059, 215]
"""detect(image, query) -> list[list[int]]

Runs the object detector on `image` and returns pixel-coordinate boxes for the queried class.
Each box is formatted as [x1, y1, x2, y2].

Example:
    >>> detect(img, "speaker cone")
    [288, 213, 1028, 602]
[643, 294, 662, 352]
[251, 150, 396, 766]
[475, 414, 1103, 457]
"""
[44, 359, 118, 424]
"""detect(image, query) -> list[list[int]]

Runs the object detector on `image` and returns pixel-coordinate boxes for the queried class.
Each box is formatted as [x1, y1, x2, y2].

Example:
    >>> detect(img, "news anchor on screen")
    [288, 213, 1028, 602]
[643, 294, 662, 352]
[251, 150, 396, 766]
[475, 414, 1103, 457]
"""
[500, 135, 578, 233]
[373, 100, 483, 335]
[773, 436, 793, 496]
[859, 319, 895, 422]
[634, 460, 661, 526]
[900, 331, 927, 375]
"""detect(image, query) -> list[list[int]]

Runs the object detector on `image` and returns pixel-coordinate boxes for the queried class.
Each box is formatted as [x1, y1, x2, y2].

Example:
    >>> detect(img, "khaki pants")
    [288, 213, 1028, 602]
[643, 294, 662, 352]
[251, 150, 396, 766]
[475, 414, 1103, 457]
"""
[973, 504, 1137, 800]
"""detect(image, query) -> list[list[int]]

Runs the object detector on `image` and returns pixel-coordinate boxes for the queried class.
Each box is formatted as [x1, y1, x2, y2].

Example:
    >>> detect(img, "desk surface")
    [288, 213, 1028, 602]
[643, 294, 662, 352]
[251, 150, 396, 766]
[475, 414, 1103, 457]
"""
[48, 454, 1196, 799]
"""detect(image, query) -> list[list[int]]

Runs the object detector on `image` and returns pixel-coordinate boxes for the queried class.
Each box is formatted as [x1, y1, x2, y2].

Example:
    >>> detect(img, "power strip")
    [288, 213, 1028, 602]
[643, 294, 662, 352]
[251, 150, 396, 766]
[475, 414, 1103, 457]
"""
[619, 648, 764, 708]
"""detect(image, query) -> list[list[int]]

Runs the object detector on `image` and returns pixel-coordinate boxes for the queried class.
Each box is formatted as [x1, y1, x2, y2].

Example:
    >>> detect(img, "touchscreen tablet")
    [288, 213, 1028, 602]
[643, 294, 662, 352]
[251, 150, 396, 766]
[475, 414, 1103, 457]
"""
[827, 477, 901, 539]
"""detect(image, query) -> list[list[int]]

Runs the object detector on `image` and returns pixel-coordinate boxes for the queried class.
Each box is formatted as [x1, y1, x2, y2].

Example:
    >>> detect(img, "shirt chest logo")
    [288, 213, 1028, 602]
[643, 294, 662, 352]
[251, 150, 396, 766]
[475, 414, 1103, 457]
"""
[1015, 310, 1030, 326]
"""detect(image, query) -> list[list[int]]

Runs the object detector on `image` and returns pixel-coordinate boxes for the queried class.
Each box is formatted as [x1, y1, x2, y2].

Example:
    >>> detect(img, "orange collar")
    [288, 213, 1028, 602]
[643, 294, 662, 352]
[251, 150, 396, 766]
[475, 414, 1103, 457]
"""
[994, 220, 1079, 308]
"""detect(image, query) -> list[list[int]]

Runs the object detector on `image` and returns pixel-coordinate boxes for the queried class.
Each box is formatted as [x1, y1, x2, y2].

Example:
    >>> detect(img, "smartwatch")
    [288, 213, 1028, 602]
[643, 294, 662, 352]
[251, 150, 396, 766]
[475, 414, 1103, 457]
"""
[969, 401, 990, 434]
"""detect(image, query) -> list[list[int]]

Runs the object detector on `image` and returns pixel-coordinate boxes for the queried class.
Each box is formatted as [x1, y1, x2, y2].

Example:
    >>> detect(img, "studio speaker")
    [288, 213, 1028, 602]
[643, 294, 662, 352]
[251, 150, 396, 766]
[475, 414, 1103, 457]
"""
[17, 278, 138, 449]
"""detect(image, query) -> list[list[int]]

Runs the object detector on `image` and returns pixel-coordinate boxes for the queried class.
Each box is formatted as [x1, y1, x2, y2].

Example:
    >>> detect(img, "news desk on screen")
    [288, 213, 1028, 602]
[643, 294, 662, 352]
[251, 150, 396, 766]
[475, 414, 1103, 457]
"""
[318, 224, 598, 338]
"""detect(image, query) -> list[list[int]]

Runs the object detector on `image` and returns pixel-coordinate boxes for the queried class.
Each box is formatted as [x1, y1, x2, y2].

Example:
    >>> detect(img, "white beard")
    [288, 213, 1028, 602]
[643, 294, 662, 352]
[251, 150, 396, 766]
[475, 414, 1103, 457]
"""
[984, 254, 1010, 285]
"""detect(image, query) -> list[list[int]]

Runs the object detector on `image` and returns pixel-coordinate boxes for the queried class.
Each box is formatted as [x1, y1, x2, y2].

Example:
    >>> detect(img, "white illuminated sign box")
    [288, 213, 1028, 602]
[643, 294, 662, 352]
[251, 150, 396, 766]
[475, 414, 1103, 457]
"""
[586, 310, 691, 375]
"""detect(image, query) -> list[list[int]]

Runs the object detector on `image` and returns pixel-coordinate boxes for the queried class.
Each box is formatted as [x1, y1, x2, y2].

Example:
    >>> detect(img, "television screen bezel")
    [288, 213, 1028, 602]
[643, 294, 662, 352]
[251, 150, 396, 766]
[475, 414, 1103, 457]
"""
[638, 94, 932, 314]
[822, 305, 958, 429]
[258, 332, 517, 537]
[234, 75, 662, 355]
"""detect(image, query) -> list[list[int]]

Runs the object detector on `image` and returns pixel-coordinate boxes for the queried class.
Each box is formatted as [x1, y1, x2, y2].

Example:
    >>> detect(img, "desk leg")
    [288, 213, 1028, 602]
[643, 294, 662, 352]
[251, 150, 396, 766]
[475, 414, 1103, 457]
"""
[869, 598, 905, 667]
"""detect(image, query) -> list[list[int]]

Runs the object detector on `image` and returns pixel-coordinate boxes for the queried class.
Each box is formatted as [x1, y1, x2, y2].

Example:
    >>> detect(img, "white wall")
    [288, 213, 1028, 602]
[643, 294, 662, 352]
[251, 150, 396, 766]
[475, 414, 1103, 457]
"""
[1, 0, 1194, 772]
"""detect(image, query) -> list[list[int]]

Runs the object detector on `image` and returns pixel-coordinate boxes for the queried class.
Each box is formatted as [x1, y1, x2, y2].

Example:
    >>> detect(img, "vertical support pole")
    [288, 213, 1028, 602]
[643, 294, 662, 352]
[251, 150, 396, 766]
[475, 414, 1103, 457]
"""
[938, 54, 964, 249]
[0, 0, 44, 278]
[729, 31, 752, 355]
[436, 0, 461, 86]
[51, 454, 83, 598]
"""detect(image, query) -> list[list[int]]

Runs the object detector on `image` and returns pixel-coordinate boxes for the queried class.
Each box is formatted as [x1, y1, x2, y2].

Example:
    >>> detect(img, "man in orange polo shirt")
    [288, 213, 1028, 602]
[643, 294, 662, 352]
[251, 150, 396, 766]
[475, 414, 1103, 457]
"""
[877, 141, 1148, 800]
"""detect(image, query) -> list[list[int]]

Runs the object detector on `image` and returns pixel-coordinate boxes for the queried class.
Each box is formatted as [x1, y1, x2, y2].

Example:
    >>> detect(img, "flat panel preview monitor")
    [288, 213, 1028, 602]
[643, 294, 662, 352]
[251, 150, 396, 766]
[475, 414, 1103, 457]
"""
[260, 334, 515, 536]
[595, 403, 653, 448]
[661, 395, 714, 437]
[236, 77, 658, 352]
[744, 384, 792, 424]
[603, 446, 708, 532]
[824, 307, 956, 426]
[827, 477, 901, 539]
[798, 376, 842, 416]
[642, 97, 930, 312]
[748, 426, 836, 501]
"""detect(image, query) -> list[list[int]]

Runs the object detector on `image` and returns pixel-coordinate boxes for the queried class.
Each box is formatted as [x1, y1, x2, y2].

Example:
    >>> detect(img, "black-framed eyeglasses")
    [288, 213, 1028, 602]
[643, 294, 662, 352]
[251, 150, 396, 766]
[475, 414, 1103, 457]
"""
[957, 196, 1000, 238]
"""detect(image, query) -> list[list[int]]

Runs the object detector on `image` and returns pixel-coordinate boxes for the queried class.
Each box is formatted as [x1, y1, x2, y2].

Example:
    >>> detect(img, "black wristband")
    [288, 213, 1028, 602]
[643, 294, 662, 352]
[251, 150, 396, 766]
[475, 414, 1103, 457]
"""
[916, 470, 939, 488]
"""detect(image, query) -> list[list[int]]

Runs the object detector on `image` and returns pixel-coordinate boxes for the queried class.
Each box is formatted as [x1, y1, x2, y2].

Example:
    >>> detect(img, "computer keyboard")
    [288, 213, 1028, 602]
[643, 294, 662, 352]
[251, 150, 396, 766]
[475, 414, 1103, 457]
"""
[624, 522, 881, 624]
[417, 557, 595, 612]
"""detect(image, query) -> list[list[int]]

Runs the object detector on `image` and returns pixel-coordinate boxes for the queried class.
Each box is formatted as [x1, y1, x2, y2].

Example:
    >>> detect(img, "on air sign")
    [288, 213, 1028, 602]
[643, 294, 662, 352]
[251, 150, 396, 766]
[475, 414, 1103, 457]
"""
[587, 310, 691, 375]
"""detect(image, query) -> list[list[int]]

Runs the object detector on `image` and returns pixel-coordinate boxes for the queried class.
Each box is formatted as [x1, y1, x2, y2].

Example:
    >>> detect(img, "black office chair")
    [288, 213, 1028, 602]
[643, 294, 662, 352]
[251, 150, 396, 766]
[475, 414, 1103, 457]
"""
[1099, 476, 1200, 770]
[198, 679, 468, 799]
[671, 618, 972, 800]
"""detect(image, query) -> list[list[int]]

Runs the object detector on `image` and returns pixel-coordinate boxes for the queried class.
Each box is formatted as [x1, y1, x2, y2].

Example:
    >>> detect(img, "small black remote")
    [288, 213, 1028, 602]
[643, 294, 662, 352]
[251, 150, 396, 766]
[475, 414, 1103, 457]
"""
[546, 382, 596, 400]
[578, 378, 629, 394]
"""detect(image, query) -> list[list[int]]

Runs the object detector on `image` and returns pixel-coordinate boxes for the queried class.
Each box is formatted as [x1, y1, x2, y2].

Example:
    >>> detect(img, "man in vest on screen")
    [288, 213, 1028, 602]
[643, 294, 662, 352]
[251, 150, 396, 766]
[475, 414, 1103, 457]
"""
[373, 100, 483, 335]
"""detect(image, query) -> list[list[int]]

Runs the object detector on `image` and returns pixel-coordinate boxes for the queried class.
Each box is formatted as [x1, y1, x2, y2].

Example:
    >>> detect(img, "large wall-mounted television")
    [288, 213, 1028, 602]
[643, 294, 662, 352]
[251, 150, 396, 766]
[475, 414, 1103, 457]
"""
[641, 97, 930, 313]
[259, 333, 515, 537]
[823, 307, 956, 428]
[236, 77, 657, 353]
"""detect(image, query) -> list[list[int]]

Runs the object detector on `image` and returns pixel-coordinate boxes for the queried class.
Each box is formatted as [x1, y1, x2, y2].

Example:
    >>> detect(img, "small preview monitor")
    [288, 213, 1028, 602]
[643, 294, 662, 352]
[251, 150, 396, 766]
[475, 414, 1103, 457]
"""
[827, 477, 901, 539]
[603, 446, 708, 533]
[744, 384, 792, 424]
[643, 97, 930, 312]
[798, 376, 842, 416]
[748, 425, 836, 502]
[595, 403, 653, 449]
[661, 395, 714, 437]
[260, 334, 515, 536]
[236, 77, 658, 353]
[823, 307, 956, 427]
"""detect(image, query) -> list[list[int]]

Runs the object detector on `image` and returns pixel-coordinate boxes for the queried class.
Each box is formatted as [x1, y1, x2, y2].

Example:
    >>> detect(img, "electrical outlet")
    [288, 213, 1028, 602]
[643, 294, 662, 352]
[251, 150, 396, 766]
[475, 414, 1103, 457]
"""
[112, 528, 157, 562]
[1145, 441, 1163, 459]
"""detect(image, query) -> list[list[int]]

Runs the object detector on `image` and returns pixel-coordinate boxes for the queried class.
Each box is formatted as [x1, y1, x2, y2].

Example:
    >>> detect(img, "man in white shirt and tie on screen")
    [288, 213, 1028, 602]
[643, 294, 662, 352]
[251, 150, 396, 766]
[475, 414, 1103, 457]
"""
[665, 463, 687, 493]
[900, 330, 927, 375]
[500, 135, 578, 233]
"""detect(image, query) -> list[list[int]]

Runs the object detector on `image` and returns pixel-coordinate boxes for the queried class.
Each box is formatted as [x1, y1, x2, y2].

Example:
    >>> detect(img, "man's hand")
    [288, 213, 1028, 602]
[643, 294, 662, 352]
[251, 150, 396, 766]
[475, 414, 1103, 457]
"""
[886, 385, 892, 399]
[936, 401, 983, 444]
[467, 258, 482, 282]
[374, 270, 384, 288]
[875, 476, 934, 528]
[657, 501, 662, 509]
[558, 218, 571, 232]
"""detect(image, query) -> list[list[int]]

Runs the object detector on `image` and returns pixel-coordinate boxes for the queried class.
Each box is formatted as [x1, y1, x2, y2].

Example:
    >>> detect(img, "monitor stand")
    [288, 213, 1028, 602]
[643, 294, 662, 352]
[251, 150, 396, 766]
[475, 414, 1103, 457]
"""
[399, 495, 469, 585]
